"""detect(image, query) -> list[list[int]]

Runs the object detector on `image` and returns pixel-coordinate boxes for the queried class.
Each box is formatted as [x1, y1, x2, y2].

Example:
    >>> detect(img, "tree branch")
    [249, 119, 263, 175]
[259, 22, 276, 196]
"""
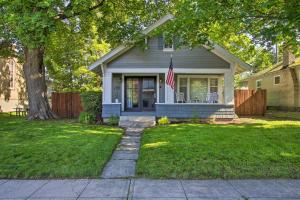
[54, 0, 105, 20]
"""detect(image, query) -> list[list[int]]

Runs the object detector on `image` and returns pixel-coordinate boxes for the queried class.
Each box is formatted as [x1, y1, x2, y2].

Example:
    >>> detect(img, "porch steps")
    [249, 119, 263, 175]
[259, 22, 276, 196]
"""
[119, 116, 156, 128]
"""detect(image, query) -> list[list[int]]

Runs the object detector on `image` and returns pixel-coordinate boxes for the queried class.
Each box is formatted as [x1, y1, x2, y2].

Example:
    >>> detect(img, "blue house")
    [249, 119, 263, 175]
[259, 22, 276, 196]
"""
[89, 14, 251, 120]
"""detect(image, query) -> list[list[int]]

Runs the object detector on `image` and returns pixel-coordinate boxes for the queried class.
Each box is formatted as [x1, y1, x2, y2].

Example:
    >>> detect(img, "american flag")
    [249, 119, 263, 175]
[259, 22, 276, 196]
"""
[166, 57, 175, 90]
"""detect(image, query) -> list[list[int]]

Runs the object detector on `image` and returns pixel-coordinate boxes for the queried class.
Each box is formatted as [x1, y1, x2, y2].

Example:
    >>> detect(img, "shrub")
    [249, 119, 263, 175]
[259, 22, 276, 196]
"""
[158, 116, 170, 125]
[79, 112, 95, 124]
[80, 91, 102, 123]
[108, 115, 119, 126]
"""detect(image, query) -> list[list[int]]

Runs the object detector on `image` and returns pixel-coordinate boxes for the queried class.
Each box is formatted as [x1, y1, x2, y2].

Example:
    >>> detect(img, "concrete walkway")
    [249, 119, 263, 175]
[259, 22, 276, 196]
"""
[101, 116, 155, 178]
[0, 178, 299, 199]
[101, 127, 144, 178]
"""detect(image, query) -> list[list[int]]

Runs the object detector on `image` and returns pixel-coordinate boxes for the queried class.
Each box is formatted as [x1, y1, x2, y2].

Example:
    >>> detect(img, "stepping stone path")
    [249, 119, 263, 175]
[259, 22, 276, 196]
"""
[101, 116, 155, 178]
[101, 127, 143, 178]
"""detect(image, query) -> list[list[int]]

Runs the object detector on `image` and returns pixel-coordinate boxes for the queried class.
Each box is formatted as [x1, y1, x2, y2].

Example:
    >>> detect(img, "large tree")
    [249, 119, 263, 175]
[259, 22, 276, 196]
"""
[0, 0, 169, 119]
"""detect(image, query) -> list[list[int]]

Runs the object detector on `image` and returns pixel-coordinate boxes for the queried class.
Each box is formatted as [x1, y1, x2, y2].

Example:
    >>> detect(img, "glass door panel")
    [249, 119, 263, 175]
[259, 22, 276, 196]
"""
[126, 78, 140, 110]
[142, 77, 156, 111]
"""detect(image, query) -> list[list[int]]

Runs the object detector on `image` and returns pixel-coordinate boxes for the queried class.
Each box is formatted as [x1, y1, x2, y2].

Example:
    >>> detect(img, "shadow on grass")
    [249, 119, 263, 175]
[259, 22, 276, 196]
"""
[137, 119, 300, 179]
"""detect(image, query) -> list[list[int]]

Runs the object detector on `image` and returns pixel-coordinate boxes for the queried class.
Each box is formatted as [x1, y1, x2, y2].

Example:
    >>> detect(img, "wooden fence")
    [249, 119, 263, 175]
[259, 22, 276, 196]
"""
[51, 92, 83, 118]
[234, 89, 267, 116]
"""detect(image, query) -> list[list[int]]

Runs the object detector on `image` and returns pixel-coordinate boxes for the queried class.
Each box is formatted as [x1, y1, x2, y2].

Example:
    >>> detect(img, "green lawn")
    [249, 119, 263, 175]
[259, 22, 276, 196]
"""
[137, 119, 300, 179]
[0, 114, 123, 178]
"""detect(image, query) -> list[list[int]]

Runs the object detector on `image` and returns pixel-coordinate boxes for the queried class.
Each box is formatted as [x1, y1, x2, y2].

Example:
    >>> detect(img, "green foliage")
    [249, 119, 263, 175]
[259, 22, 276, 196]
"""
[0, 113, 123, 178]
[78, 112, 95, 124]
[171, 0, 300, 49]
[158, 116, 170, 125]
[80, 91, 101, 122]
[107, 115, 119, 126]
[45, 24, 109, 92]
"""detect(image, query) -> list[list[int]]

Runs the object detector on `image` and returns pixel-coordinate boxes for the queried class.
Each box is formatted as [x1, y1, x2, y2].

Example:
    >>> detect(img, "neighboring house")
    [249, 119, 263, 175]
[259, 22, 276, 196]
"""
[0, 57, 27, 112]
[243, 50, 300, 111]
[89, 14, 251, 119]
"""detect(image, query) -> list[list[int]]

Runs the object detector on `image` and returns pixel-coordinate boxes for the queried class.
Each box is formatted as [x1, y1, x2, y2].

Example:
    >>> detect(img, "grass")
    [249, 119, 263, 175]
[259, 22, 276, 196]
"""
[0, 113, 123, 178]
[266, 110, 300, 120]
[137, 118, 300, 179]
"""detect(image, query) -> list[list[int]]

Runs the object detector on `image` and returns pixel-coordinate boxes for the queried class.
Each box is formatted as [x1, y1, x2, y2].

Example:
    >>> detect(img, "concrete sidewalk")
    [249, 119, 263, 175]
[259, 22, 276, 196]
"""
[0, 179, 300, 199]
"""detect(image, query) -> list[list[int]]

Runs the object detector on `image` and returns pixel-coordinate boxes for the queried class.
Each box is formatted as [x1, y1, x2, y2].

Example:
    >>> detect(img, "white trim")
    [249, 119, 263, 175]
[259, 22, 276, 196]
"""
[256, 79, 262, 89]
[155, 103, 227, 105]
[165, 72, 175, 103]
[121, 74, 125, 111]
[106, 67, 231, 74]
[224, 64, 235, 105]
[177, 74, 222, 78]
[121, 73, 159, 76]
[103, 72, 112, 104]
[156, 74, 160, 103]
[163, 47, 174, 52]
[274, 75, 281, 85]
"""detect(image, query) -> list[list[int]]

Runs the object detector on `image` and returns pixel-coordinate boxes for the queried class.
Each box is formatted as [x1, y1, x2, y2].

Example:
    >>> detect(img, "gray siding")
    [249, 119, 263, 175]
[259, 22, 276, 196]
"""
[102, 104, 121, 118]
[107, 37, 230, 69]
[103, 103, 234, 118]
[156, 104, 235, 118]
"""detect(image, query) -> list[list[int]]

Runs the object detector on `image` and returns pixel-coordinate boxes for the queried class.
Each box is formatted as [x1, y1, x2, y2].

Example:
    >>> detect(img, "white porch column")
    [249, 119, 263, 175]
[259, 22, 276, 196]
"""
[224, 65, 235, 105]
[165, 73, 174, 103]
[102, 71, 112, 104]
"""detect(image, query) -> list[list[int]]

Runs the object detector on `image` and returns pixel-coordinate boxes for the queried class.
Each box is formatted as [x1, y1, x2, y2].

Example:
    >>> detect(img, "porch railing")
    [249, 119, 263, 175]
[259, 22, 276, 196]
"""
[176, 92, 220, 104]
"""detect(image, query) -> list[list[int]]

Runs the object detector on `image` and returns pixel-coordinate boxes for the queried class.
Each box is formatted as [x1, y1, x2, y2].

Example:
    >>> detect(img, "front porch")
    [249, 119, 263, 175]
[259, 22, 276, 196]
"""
[102, 68, 235, 119]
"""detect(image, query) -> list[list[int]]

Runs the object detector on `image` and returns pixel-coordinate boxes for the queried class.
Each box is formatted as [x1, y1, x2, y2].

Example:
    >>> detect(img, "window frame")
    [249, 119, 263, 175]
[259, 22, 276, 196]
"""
[256, 79, 262, 89]
[274, 75, 281, 85]
[177, 75, 220, 103]
[163, 35, 174, 52]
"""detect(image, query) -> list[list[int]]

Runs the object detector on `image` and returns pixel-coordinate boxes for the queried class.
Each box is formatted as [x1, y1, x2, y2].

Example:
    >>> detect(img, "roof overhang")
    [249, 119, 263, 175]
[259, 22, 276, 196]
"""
[89, 14, 174, 72]
[89, 14, 252, 74]
[209, 43, 252, 73]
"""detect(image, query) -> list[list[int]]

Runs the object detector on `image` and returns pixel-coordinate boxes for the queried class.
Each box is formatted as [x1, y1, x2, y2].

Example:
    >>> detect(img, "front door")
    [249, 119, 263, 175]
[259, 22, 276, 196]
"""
[125, 77, 156, 111]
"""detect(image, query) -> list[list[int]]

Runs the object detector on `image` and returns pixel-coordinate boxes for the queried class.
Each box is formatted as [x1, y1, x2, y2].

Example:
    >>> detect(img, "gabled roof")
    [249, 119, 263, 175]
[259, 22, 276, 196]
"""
[89, 14, 252, 73]
[244, 57, 300, 80]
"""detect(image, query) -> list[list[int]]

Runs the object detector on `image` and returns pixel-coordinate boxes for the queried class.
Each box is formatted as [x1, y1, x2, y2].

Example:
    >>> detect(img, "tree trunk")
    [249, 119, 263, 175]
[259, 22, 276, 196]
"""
[23, 47, 57, 120]
[289, 67, 299, 109]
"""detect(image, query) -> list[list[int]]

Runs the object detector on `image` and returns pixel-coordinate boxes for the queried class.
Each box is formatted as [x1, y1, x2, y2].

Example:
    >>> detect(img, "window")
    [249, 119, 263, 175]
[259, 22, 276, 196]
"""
[274, 75, 280, 85]
[256, 79, 262, 89]
[163, 36, 174, 51]
[142, 78, 155, 91]
[190, 78, 208, 102]
[177, 75, 220, 103]
[178, 78, 188, 101]
[210, 78, 218, 93]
